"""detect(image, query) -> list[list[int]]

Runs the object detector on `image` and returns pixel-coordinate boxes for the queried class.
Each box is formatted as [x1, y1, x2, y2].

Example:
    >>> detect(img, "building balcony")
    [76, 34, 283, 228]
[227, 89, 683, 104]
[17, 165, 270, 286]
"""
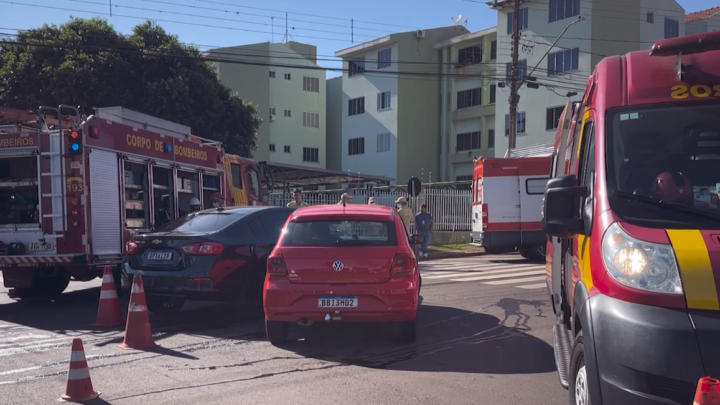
[452, 104, 495, 121]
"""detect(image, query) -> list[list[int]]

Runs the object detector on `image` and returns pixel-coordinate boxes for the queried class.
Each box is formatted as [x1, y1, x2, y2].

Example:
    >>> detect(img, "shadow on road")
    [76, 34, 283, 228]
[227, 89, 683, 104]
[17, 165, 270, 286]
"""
[278, 302, 556, 375]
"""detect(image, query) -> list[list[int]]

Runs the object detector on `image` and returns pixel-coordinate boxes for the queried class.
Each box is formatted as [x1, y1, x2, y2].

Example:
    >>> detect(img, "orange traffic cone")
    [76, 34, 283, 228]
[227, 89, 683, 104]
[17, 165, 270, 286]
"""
[91, 266, 123, 328]
[59, 338, 100, 402]
[118, 275, 157, 350]
[694, 377, 720, 405]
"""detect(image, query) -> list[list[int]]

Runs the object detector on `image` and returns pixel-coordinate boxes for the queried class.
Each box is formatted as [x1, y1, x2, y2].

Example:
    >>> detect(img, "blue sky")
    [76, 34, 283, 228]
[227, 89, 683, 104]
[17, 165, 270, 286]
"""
[0, 0, 716, 79]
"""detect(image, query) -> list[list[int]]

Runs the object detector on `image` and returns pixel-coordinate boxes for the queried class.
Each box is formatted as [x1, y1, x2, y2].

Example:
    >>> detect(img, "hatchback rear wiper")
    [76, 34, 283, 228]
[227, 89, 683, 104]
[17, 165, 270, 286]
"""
[612, 190, 720, 222]
[335, 239, 373, 246]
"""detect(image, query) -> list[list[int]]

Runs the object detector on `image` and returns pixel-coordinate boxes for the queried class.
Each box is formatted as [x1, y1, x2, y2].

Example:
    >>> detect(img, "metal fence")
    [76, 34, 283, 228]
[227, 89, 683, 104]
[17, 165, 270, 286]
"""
[268, 187, 472, 231]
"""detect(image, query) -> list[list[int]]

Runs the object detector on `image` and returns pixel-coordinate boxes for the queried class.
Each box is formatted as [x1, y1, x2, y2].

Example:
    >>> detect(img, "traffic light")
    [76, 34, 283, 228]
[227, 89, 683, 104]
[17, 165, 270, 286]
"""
[68, 129, 82, 154]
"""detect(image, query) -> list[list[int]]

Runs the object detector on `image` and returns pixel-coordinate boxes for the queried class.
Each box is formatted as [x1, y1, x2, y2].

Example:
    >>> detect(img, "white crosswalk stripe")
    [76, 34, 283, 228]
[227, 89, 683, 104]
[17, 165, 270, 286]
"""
[419, 258, 547, 290]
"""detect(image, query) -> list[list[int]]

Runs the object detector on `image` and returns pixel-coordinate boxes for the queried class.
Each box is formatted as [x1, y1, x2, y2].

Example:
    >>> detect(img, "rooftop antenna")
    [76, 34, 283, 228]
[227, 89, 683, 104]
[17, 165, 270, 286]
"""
[463, 17, 469, 26]
[453, 14, 462, 25]
[271, 16, 274, 42]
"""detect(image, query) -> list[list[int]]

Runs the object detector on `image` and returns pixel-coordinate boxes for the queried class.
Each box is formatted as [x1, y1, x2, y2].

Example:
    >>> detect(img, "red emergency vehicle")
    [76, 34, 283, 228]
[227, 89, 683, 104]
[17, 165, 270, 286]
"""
[471, 155, 551, 260]
[542, 32, 720, 405]
[0, 104, 270, 297]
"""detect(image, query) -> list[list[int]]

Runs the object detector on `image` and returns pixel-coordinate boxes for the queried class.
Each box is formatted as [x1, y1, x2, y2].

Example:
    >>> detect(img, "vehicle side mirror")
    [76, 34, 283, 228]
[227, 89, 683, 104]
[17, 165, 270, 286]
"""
[410, 234, 425, 245]
[542, 174, 587, 238]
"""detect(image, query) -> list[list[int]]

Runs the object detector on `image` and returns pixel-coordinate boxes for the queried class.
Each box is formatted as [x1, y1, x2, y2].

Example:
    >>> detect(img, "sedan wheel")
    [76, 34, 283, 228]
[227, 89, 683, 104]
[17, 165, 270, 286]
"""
[147, 297, 185, 316]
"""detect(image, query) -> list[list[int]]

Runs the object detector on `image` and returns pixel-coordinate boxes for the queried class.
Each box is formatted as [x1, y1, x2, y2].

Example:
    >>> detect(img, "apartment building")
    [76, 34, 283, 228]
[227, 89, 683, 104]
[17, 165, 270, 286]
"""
[686, 6, 720, 34]
[334, 25, 470, 185]
[490, 0, 686, 157]
[436, 26, 498, 182]
[206, 41, 327, 168]
[326, 76, 342, 171]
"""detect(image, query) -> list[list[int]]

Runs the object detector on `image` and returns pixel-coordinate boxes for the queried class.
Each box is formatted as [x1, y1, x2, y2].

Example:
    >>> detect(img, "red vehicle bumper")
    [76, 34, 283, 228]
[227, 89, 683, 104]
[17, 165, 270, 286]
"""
[263, 276, 418, 323]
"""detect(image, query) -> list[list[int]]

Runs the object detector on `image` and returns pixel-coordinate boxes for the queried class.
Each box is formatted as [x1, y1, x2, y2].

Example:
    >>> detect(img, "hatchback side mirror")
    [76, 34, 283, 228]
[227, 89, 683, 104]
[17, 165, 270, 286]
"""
[410, 234, 425, 245]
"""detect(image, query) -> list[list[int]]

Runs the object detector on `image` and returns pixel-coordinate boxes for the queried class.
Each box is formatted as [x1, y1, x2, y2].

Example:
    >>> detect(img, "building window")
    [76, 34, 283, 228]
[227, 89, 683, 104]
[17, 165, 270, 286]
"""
[490, 40, 497, 60]
[489, 84, 496, 104]
[303, 76, 320, 92]
[349, 56, 365, 77]
[378, 48, 391, 69]
[549, 0, 580, 23]
[505, 112, 527, 135]
[284, 145, 291, 153]
[303, 112, 320, 128]
[458, 45, 482, 66]
[647, 11, 654, 23]
[378, 91, 391, 110]
[665, 18, 679, 38]
[507, 7, 529, 34]
[284, 73, 291, 80]
[456, 175, 473, 181]
[505, 60, 528, 81]
[488, 129, 495, 148]
[269, 70, 276, 78]
[457, 88, 481, 109]
[302, 147, 319, 162]
[546, 106, 564, 130]
[547, 48, 579, 75]
[456, 131, 481, 151]
[348, 97, 365, 116]
[269, 107, 276, 119]
[348, 137, 365, 155]
[284, 109, 291, 117]
[377, 133, 390, 152]
[269, 144, 276, 152]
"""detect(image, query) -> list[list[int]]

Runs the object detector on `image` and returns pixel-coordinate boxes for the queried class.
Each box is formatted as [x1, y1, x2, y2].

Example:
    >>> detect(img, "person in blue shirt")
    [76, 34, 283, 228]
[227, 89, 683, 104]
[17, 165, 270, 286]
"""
[415, 204, 433, 257]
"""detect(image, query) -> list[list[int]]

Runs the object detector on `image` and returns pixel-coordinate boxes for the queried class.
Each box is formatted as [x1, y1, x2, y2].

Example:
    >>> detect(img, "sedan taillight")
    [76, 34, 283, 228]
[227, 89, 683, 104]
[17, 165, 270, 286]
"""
[268, 255, 288, 277]
[391, 253, 415, 277]
[126, 241, 139, 255]
[181, 242, 225, 256]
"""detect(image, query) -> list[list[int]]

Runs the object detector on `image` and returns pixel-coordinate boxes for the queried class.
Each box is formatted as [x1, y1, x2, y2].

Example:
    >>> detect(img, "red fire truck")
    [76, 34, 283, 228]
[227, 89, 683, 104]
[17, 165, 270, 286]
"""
[542, 32, 720, 404]
[0, 104, 270, 298]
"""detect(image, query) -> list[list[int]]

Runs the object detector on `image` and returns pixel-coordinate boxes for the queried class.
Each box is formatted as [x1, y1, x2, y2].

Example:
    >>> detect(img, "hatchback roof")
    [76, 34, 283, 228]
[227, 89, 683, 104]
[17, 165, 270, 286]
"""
[290, 204, 397, 221]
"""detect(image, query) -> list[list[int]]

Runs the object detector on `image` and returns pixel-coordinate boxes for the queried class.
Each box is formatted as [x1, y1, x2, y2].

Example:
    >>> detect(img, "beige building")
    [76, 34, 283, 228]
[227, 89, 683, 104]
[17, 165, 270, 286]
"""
[333, 25, 470, 185]
[685, 6, 720, 34]
[206, 42, 326, 168]
[435, 27, 498, 181]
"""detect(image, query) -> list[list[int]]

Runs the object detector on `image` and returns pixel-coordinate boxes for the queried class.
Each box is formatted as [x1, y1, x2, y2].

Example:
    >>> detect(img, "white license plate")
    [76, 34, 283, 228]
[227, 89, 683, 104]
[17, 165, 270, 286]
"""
[28, 242, 53, 252]
[318, 296, 358, 308]
[148, 251, 173, 260]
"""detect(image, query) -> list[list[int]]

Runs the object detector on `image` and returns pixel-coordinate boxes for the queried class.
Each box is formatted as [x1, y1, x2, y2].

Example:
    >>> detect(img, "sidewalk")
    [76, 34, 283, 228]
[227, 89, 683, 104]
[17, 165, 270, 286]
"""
[419, 244, 487, 262]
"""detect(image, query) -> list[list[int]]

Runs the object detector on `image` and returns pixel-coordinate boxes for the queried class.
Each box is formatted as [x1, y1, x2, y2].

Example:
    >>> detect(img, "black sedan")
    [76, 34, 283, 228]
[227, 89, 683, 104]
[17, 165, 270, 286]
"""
[122, 206, 294, 316]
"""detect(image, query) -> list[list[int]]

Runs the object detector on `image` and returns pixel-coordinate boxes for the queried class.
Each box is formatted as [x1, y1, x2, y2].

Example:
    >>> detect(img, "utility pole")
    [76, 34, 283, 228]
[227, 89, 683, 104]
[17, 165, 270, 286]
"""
[507, 0, 522, 152]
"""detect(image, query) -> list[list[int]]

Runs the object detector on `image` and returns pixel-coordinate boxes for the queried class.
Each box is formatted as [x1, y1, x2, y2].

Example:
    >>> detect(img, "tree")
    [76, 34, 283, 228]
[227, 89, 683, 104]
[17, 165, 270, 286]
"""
[0, 18, 260, 156]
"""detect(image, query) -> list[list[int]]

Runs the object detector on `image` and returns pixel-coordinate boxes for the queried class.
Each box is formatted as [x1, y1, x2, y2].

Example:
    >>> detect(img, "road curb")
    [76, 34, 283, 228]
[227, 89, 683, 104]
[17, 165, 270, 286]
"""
[420, 251, 486, 261]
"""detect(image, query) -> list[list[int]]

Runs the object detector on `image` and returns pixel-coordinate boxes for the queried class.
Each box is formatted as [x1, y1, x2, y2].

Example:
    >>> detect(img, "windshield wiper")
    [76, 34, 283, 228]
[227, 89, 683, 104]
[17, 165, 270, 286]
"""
[611, 190, 720, 222]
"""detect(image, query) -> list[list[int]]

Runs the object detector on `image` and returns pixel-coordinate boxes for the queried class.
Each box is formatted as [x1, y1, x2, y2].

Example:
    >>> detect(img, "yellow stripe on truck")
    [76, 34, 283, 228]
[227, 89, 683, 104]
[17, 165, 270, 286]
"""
[667, 229, 720, 310]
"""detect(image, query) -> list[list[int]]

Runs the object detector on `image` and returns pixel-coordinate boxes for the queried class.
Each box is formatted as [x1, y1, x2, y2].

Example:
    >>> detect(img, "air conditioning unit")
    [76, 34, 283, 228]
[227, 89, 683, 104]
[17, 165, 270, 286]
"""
[415, 30, 425, 38]
[269, 114, 276, 122]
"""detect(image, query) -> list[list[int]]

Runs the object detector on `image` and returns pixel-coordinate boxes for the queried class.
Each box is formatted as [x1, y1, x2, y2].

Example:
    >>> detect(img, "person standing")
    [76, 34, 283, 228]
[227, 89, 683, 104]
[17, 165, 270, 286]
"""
[287, 188, 308, 208]
[395, 196, 414, 237]
[337, 193, 353, 205]
[367, 196, 376, 205]
[415, 204, 433, 258]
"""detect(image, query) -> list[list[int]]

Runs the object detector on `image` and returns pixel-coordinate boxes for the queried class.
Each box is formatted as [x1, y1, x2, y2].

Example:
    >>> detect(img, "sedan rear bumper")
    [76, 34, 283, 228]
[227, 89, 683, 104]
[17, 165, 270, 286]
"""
[264, 276, 419, 323]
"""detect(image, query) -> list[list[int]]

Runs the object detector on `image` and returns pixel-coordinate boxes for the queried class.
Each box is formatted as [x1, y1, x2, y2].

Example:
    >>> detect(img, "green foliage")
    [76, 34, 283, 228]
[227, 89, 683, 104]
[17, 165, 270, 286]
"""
[0, 17, 260, 157]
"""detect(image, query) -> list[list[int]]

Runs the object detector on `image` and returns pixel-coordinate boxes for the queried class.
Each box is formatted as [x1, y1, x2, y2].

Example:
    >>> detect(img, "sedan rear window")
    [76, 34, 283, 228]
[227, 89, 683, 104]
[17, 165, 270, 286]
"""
[163, 212, 241, 233]
[282, 220, 397, 247]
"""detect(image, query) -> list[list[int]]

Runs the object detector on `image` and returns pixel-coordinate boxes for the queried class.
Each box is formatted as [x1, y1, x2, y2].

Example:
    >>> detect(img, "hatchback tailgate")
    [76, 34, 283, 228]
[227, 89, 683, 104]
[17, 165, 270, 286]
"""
[281, 246, 397, 284]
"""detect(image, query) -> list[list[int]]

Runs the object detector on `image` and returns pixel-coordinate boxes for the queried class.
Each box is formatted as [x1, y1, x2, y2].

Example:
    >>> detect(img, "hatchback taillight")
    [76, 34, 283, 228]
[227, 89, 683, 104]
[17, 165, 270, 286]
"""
[391, 253, 415, 277]
[126, 241, 139, 255]
[268, 255, 288, 277]
[181, 242, 225, 256]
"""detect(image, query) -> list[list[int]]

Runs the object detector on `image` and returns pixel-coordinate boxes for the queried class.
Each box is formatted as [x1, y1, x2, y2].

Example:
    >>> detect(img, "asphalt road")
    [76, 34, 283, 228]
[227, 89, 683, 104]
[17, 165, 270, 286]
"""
[0, 254, 566, 405]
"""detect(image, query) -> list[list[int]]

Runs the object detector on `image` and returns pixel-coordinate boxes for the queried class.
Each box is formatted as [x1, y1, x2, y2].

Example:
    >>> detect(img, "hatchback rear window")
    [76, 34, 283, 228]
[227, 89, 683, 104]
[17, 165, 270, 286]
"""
[282, 220, 397, 247]
[163, 212, 242, 233]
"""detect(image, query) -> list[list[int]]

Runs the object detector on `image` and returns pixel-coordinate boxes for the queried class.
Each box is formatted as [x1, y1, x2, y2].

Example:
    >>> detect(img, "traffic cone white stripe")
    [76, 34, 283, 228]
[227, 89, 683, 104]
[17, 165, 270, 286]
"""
[99, 289, 118, 299]
[67, 367, 91, 381]
[69, 351, 87, 362]
[131, 283, 144, 293]
[102, 274, 114, 283]
[128, 303, 147, 312]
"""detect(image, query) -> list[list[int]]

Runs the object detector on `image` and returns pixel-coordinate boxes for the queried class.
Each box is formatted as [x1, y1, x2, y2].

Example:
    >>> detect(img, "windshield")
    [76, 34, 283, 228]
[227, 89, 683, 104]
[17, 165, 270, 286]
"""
[281, 220, 398, 247]
[607, 103, 720, 229]
[160, 212, 242, 233]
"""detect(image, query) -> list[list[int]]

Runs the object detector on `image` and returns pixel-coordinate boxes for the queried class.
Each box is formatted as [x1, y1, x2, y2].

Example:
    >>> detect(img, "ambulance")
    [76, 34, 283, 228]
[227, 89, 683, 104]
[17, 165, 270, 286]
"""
[0, 105, 270, 298]
[542, 32, 720, 404]
[471, 153, 551, 260]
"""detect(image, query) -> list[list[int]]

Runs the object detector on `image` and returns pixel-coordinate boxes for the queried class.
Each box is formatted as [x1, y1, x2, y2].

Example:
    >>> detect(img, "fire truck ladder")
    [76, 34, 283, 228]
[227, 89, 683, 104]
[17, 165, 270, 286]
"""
[37, 105, 80, 238]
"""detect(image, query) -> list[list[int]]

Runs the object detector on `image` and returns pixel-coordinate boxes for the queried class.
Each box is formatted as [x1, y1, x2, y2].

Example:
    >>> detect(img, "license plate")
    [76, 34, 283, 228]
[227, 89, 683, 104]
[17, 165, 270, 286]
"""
[28, 242, 53, 252]
[147, 251, 172, 260]
[318, 296, 358, 308]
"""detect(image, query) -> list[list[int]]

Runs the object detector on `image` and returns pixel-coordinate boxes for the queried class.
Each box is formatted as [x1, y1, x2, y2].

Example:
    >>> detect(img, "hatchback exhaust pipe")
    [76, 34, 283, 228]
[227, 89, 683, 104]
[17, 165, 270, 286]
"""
[297, 318, 313, 326]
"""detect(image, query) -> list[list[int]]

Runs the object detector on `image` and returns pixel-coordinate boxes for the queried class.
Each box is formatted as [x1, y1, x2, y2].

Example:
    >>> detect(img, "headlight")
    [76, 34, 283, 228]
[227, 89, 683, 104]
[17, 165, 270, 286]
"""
[601, 222, 683, 295]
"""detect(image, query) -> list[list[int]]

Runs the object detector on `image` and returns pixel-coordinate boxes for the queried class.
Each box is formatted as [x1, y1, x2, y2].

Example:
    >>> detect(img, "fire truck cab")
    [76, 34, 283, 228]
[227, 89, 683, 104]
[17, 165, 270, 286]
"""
[542, 32, 720, 404]
[0, 105, 269, 298]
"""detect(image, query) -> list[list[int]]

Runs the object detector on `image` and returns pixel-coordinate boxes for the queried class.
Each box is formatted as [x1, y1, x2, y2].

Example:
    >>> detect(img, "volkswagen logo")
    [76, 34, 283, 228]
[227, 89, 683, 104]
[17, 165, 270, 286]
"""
[332, 261, 344, 271]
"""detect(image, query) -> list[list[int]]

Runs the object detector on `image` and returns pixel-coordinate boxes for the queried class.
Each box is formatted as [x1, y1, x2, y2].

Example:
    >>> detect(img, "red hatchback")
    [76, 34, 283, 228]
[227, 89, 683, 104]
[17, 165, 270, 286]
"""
[263, 204, 425, 344]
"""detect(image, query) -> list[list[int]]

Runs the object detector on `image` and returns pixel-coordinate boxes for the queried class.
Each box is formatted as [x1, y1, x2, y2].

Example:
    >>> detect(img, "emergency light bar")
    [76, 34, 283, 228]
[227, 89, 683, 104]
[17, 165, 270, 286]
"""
[650, 31, 720, 57]
[68, 129, 82, 154]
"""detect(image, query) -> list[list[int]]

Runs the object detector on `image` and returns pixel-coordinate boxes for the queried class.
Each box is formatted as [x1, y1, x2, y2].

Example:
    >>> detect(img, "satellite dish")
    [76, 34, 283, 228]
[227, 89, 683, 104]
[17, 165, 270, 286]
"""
[454, 14, 462, 25]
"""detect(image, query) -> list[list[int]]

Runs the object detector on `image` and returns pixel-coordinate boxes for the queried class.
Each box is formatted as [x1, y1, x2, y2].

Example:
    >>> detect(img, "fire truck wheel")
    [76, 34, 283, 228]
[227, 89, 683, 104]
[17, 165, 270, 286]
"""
[146, 296, 185, 316]
[569, 331, 591, 405]
[35, 274, 71, 296]
[519, 245, 546, 262]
